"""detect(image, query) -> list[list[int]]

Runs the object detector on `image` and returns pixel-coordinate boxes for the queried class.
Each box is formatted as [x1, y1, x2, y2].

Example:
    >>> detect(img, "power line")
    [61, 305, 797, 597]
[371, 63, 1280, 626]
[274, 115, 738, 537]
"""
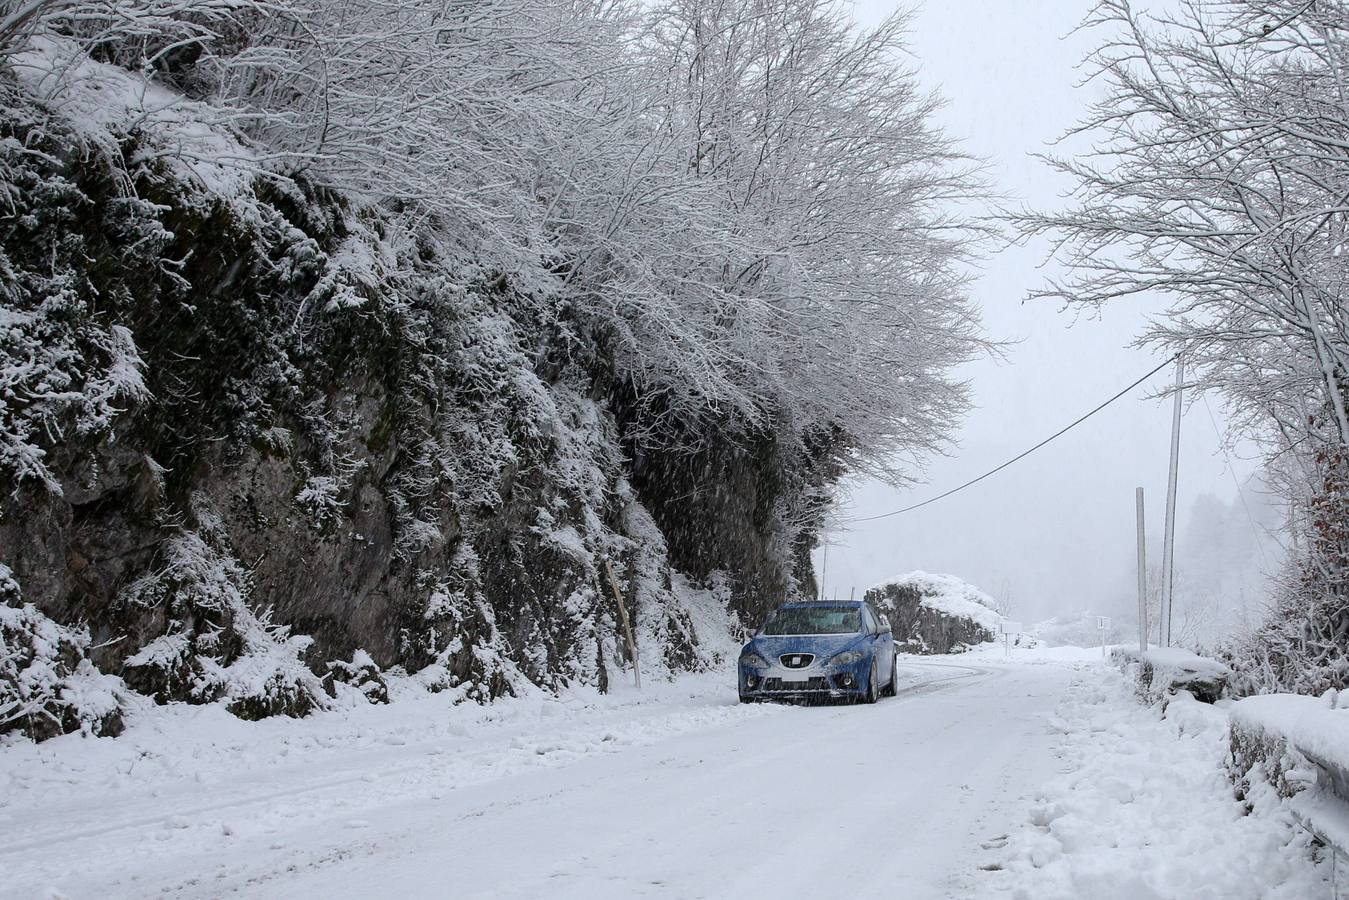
[846, 353, 1181, 524]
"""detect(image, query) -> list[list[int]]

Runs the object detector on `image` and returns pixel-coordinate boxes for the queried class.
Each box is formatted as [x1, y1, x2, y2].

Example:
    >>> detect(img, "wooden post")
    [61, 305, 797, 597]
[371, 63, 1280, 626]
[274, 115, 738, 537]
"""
[603, 559, 641, 690]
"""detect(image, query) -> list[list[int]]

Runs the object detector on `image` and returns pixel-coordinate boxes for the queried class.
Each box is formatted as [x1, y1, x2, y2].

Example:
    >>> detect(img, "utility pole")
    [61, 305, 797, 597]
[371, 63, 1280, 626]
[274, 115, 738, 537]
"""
[1136, 487, 1148, 652]
[1160, 355, 1184, 647]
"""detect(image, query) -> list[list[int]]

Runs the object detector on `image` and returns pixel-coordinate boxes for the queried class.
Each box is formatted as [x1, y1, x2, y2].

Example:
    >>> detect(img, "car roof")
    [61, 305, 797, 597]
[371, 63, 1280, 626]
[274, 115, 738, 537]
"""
[778, 600, 865, 609]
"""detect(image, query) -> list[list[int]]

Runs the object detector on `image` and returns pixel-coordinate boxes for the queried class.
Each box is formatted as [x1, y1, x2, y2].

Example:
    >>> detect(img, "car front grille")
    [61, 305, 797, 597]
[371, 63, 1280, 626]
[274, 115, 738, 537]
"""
[763, 676, 829, 692]
[778, 653, 815, 669]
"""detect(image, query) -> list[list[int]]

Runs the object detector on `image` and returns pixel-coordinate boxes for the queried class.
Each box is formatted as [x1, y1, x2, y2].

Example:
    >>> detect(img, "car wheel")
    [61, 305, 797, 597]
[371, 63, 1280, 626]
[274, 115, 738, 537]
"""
[863, 661, 879, 704]
[884, 653, 898, 697]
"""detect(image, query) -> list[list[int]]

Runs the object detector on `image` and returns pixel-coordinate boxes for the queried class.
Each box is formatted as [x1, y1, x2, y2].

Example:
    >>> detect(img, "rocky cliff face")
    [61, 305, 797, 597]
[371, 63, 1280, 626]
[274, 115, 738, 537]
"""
[0, 71, 826, 740]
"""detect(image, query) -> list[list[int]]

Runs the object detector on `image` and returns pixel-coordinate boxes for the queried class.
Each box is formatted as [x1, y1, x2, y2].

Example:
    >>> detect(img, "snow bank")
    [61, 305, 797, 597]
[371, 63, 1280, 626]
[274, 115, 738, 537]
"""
[1232, 693, 1349, 796]
[0, 667, 776, 836]
[983, 666, 1327, 899]
[1232, 694, 1349, 770]
[1141, 646, 1232, 677]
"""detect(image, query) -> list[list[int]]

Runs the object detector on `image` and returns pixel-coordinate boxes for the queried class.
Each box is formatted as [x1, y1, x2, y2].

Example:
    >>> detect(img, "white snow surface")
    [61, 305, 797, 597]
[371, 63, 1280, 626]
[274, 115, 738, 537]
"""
[0, 646, 1328, 898]
[872, 570, 1003, 634]
[984, 663, 1328, 900]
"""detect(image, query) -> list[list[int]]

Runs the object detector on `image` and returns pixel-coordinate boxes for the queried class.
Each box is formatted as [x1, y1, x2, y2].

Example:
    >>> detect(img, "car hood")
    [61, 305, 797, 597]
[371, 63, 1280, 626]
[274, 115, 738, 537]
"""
[746, 633, 865, 662]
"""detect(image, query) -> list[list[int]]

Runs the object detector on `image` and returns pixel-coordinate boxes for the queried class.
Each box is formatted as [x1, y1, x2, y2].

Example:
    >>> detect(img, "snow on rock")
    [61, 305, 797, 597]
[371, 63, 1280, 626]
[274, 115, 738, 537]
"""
[0, 18, 814, 740]
[865, 571, 1001, 654]
[1139, 646, 1233, 675]
[1115, 646, 1232, 704]
[982, 666, 1328, 900]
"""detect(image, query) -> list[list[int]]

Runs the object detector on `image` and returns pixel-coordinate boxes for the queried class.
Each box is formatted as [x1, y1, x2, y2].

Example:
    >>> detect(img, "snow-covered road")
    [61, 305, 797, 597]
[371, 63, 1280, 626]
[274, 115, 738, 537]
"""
[3, 655, 1080, 899]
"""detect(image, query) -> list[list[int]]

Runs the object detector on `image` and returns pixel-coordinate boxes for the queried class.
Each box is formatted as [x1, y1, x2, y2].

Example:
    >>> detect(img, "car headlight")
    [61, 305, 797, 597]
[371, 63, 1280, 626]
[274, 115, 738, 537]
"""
[829, 650, 864, 667]
[741, 653, 769, 668]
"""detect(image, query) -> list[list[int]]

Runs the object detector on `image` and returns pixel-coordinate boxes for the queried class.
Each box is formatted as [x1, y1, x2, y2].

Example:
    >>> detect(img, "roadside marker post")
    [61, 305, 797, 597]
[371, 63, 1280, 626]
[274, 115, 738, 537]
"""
[1097, 616, 1111, 658]
[1001, 621, 1023, 659]
[603, 559, 641, 690]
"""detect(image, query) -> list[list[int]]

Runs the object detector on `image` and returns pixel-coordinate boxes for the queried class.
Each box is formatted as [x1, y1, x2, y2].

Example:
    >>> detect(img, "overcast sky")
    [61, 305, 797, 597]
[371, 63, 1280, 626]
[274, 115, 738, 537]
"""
[814, 0, 1268, 625]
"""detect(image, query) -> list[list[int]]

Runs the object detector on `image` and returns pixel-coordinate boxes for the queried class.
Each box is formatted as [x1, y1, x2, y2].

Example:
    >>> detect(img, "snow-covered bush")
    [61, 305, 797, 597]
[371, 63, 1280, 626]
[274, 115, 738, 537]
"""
[0, 99, 160, 494]
[1225, 451, 1349, 698]
[119, 533, 326, 720]
[0, 565, 123, 741]
[324, 649, 388, 705]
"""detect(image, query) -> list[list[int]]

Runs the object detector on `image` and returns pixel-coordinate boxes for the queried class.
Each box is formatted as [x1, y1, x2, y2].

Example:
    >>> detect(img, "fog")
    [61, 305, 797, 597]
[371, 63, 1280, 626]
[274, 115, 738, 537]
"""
[815, 0, 1279, 635]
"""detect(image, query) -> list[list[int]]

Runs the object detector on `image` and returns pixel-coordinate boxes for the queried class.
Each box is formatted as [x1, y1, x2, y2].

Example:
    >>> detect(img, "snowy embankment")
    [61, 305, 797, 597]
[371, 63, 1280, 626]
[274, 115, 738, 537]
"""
[1233, 691, 1349, 778]
[979, 661, 1328, 900]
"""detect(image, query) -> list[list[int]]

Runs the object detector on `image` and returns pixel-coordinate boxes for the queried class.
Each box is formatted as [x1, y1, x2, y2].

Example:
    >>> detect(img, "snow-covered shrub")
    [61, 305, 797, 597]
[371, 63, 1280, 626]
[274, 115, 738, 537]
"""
[0, 565, 123, 741]
[1225, 451, 1349, 698]
[324, 649, 388, 705]
[119, 533, 326, 720]
[295, 475, 345, 532]
[0, 103, 161, 495]
[405, 571, 530, 702]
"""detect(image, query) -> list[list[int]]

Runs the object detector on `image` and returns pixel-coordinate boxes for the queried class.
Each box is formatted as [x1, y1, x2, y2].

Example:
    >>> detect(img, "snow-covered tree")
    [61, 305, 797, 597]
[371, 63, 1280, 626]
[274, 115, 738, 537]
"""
[1023, 0, 1349, 689]
[621, 0, 986, 476]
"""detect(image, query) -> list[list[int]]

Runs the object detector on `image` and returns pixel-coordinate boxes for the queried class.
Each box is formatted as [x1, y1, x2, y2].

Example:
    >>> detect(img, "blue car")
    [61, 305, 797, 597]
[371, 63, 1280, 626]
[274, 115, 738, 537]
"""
[738, 600, 898, 704]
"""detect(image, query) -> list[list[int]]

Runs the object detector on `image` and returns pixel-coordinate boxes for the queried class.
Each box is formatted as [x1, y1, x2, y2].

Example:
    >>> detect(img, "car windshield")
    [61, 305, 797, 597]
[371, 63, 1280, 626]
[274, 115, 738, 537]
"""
[761, 607, 861, 635]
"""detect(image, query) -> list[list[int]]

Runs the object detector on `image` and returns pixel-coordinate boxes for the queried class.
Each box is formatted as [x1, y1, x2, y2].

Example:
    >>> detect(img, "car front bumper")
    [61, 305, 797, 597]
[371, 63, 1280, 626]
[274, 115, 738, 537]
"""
[738, 658, 870, 700]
